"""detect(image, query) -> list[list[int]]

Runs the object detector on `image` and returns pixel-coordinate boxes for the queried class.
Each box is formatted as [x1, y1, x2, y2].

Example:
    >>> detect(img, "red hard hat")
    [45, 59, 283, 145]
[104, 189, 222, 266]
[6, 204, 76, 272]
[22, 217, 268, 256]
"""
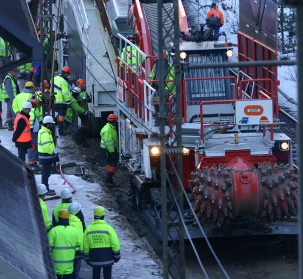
[76, 79, 86, 87]
[62, 66, 72, 74]
[107, 114, 118, 122]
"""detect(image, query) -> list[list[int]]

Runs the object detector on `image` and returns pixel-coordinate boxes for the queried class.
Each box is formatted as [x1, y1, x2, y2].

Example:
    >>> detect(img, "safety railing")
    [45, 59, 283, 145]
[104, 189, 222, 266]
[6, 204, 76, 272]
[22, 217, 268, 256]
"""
[199, 99, 275, 143]
[69, 0, 90, 54]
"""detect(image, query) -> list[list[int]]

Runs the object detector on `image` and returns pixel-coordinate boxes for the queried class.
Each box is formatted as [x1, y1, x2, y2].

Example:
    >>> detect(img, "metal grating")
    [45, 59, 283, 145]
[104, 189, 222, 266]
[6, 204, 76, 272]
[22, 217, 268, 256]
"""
[0, 146, 56, 278]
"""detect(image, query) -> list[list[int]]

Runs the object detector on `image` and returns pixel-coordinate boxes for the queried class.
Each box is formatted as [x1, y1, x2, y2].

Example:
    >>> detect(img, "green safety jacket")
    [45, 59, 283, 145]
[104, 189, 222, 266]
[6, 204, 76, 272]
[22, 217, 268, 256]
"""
[38, 125, 59, 164]
[39, 198, 51, 231]
[83, 219, 121, 267]
[120, 46, 145, 69]
[0, 38, 10, 57]
[69, 214, 84, 258]
[43, 34, 51, 56]
[12, 90, 34, 114]
[29, 106, 43, 129]
[100, 123, 118, 153]
[0, 82, 3, 102]
[150, 59, 175, 95]
[48, 224, 80, 275]
[54, 75, 72, 103]
[2, 74, 17, 100]
[77, 90, 91, 112]
[53, 203, 71, 225]
[70, 97, 85, 115]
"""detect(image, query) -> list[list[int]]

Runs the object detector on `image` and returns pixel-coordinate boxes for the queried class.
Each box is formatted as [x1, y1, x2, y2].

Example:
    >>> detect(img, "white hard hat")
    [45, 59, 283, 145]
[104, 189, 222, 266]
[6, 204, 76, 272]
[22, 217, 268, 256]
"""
[22, 101, 32, 109]
[37, 184, 47, 195]
[61, 188, 72, 199]
[68, 202, 81, 215]
[72, 86, 81, 94]
[43, 115, 55, 124]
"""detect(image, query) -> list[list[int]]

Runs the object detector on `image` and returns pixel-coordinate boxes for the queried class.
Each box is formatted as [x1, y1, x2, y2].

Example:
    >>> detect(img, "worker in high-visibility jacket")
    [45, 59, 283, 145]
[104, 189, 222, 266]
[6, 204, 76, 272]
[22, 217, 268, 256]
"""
[100, 114, 119, 187]
[72, 79, 92, 147]
[37, 184, 52, 232]
[48, 209, 80, 277]
[52, 188, 86, 231]
[27, 98, 43, 168]
[2, 68, 20, 130]
[84, 206, 121, 279]
[206, 3, 224, 39]
[12, 101, 32, 162]
[68, 202, 84, 279]
[12, 81, 35, 114]
[37, 116, 59, 196]
[53, 66, 73, 135]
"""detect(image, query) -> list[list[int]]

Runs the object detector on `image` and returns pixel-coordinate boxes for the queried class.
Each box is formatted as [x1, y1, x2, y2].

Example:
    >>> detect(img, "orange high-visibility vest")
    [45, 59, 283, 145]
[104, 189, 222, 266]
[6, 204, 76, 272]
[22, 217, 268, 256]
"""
[14, 114, 32, 142]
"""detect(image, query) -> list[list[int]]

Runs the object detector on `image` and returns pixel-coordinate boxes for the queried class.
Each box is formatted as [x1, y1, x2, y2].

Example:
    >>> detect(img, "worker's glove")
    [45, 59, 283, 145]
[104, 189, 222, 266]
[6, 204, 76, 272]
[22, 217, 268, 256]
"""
[114, 258, 120, 263]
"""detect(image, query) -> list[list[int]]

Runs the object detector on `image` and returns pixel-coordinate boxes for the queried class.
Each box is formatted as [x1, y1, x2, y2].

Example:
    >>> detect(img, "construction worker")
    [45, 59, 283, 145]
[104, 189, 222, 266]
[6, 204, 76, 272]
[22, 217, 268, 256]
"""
[12, 101, 33, 161]
[2, 68, 20, 130]
[48, 209, 80, 279]
[12, 81, 35, 115]
[37, 115, 59, 196]
[37, 183, 52, 232]
[35, 80, 50, 114]
[52, 188, 86, 230]
[83, 206, 121, 279]
[68, 202, 84, 279]
[206, 3, 224, 39]
[100, 114, 119, 187]
[27, 98, 43, 167]
[53, 66, 73, 135]
[72, 79, 91, 147]
[18, 51, 31, 80]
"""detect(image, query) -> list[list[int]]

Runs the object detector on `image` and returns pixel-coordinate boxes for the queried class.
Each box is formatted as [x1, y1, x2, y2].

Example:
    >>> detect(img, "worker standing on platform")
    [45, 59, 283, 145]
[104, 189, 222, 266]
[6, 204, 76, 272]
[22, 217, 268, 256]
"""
[68, 202, 84, 279]
[2, 68, 20, 130]
[84, 206, 121, 279]
[37, 115, 59, 196]
[12, 101, 32, 162]
[100, 114, 119, 187]
[37, 183, 52, 232]
[206, 3, 224, 39]
[52, 188, 86, 230]
[12, 81, 35, 115]
[48, 209, 80, 279]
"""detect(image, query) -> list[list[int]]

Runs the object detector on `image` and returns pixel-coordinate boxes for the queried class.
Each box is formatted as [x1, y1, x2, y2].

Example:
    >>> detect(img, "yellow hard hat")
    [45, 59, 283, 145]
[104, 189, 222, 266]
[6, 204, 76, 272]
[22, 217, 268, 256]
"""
[58, 209, 69, 219]
[94, 206, 106, 217]
[25, 81, 35, 88]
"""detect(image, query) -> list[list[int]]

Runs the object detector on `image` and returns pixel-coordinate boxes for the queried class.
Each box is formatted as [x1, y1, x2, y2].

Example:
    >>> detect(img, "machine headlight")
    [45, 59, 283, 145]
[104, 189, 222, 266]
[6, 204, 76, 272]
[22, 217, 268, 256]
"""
[182, 147, 190, 155]
[280, 141, 290, 151]
[150, 146, 160, 156]
[180, 52, 187, 60]
[226, 49, 233, 57]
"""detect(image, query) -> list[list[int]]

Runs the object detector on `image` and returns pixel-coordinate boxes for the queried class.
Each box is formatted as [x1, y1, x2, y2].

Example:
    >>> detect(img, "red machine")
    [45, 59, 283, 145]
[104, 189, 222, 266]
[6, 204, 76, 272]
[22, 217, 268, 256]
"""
[114, 0, 297, 239]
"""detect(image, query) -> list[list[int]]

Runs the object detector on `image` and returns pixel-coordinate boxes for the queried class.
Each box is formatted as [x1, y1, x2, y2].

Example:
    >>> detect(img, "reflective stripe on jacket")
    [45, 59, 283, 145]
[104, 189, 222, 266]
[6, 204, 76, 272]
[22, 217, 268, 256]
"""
[29, 107, 43, 130]
[14, 113, 32, 142]
[38, 126, 59, 164]
[40, 198, 51, 231]
[100, 123, 118, 152]
[207, 8, 224, 25]
[83, 219, 121, 267]
[48, 225, 80, 275]
[2, 74, 17, 99]
[54, 75, 72, 103]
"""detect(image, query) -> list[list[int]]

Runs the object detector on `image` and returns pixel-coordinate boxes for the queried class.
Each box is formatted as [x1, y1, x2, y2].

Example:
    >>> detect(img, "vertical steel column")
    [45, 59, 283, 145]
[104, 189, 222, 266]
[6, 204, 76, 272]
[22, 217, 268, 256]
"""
[157, 0, 168, 278]
[297, 2, 303, 278]
[173, 0, 185, 278]
[39, 0, 45, 86]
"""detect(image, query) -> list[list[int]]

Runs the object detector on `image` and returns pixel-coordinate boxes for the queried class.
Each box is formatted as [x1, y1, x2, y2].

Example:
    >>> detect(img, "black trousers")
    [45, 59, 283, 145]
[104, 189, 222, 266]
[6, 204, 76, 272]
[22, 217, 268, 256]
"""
[57, 274, 73, 279]
[41, 162, 52, 189]
[92, 266, 112, 279]
[18, 148, 27, 162]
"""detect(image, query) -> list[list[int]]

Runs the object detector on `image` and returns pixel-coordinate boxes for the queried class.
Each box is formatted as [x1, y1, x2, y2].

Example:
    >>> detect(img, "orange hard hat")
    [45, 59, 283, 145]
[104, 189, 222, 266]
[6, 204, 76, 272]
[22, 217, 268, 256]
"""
[40, 80, 50, 88]
[76, 79, 86, 87]
[107, 114, 118, 122]
[62, 66, 72, 74]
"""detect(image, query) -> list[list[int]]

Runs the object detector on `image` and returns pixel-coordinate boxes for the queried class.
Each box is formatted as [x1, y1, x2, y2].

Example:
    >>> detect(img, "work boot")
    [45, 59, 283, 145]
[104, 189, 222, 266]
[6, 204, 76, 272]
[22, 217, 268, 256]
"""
[46, 189, 56, 196]
[0, 119, 7, 129]
[7, 119, 14, 131]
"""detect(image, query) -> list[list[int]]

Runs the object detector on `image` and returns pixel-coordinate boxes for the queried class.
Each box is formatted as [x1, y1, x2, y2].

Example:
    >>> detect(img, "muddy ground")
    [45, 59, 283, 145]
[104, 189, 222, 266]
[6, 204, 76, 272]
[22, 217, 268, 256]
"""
[62, 134, 299, 279]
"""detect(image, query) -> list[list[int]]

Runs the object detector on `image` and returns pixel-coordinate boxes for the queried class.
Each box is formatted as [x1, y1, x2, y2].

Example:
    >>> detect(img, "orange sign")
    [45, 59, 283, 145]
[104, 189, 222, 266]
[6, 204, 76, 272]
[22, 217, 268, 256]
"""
[244, 105, 264, 116]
